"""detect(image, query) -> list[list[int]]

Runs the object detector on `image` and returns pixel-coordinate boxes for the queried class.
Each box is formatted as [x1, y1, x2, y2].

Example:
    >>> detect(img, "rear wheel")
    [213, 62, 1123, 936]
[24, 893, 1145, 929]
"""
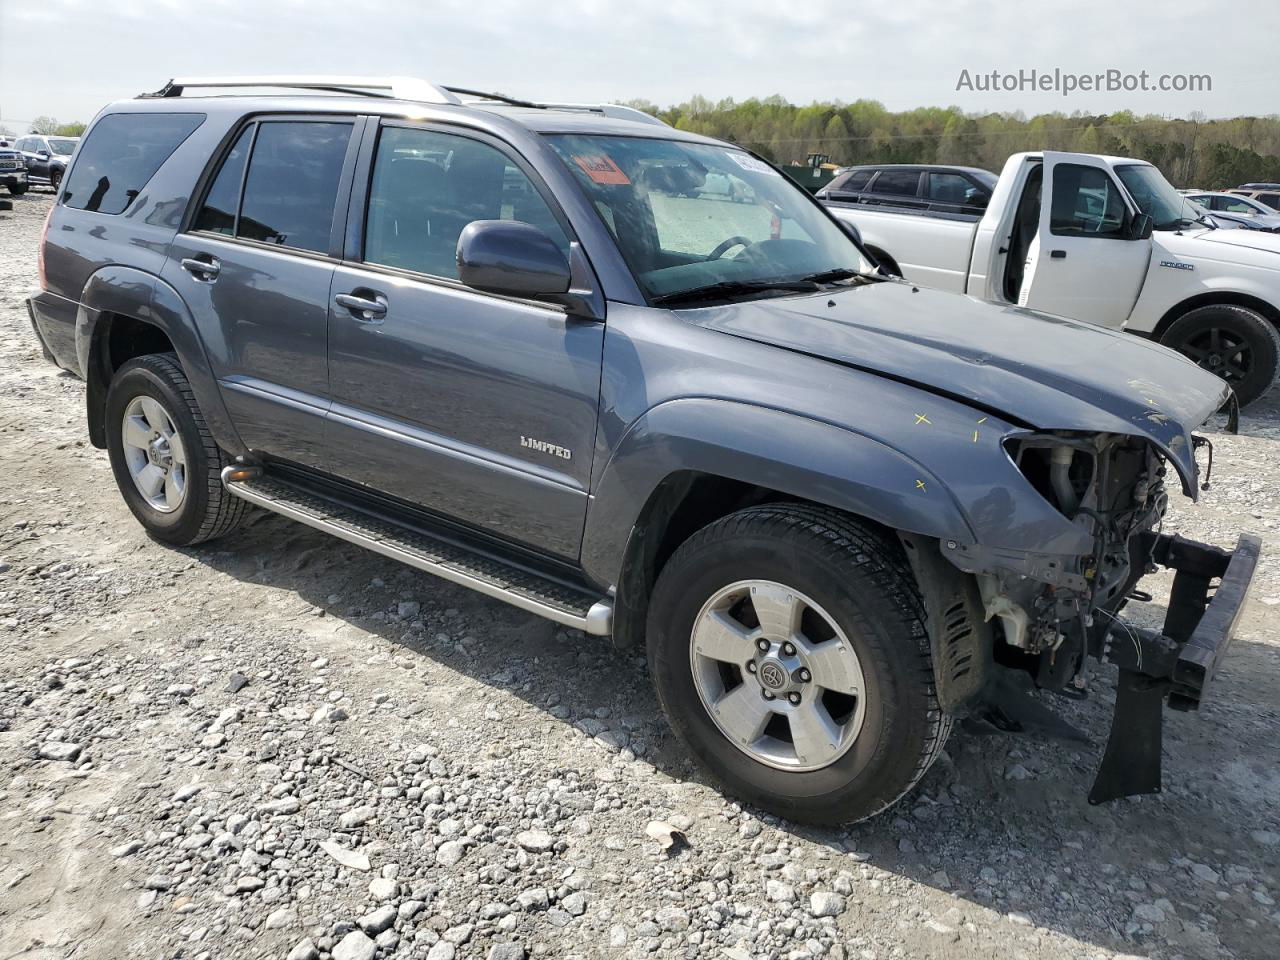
[105, 353, 248, 546]
[1160, 304, 1280, 406]
[647, 504, 950, 825]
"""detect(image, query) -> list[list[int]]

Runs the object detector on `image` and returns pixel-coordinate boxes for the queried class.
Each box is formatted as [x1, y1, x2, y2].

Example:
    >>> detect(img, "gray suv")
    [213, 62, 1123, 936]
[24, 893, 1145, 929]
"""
[27, 76, 1260, 824]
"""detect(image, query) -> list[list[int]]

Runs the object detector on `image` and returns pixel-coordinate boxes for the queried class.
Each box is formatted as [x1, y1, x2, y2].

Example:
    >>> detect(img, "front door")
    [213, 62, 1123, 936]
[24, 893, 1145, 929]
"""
[163, 117, 358, 465]
[1018, 152, 1150, 328]
[324, 122, 605, 560]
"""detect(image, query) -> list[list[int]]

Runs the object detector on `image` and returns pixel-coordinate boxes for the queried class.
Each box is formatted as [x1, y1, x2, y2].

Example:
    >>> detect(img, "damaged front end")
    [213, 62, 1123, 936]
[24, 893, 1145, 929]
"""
[920, 426, 1261, 804]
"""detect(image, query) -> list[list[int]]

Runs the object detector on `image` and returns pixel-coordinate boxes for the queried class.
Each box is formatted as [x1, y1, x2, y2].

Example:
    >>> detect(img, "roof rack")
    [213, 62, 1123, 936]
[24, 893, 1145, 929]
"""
[535, 102, 669, 127]
[140, 76, 462, 105]
[138, 76, 668, 127]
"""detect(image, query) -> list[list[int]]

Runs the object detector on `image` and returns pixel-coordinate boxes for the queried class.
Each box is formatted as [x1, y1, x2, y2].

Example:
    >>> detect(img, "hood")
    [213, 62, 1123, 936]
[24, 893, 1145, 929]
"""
[687, 281, 1230, 496]
[1182, 226, 1280, 256]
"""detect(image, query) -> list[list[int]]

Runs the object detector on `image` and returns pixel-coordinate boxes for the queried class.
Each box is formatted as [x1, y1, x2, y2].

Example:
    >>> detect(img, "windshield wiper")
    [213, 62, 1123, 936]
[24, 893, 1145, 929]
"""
[799, 267, 863, 284]
[651, 278, 820, 307]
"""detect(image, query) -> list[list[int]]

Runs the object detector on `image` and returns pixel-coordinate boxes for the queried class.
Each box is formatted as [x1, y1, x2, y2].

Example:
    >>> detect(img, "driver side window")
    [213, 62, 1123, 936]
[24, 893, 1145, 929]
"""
[1050, 165, 1128, 238]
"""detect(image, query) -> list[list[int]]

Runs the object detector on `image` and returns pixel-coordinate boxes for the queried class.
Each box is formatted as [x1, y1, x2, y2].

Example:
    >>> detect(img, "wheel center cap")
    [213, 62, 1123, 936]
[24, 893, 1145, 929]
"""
[758, 659, 787, 690]
[1208, 353, 1222, 367]
[148, 438, 172, 468]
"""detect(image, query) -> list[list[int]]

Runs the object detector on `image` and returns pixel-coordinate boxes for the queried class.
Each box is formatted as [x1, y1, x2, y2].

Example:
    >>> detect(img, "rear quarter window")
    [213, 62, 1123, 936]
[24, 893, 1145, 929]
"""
[62, 113, 204, 215]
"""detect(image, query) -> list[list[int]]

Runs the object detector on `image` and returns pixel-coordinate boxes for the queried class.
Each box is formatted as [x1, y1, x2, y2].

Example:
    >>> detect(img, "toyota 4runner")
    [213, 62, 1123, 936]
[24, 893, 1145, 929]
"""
[26, 76, 1261, 824]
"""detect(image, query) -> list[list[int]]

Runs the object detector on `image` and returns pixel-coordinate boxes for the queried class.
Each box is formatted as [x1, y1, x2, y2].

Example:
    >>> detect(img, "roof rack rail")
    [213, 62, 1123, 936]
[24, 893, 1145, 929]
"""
[536, 102, 669, 127]
[140, 76, 462, 105]
[137, 76, 668, 127]
[442, 87, 546, 110]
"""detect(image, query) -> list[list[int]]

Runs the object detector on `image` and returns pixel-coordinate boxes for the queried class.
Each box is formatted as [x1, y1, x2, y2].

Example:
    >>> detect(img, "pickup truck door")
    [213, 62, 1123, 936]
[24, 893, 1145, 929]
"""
[1018, 152, 1150, 328]
[323, 121, 604, 561]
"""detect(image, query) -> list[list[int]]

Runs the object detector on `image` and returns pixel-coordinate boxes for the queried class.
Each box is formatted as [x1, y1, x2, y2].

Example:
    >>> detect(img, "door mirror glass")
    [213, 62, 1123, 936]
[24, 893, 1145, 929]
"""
[457, 220, 572, 299]
[1128, 212, 1154, 241]
[37, 151, 50, 160]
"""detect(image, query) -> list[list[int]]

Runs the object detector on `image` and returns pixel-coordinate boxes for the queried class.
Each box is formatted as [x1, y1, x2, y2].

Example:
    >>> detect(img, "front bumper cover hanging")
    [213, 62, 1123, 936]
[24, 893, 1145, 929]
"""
[1089, 530, 1261, 805]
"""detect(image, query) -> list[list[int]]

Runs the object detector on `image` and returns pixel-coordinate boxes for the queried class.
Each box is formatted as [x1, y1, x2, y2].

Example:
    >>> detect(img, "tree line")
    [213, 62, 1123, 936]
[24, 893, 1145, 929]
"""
[624, 96, 1280, 189]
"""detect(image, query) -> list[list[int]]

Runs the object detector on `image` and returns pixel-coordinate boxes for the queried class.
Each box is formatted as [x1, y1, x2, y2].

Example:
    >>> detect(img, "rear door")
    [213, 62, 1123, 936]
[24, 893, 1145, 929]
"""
[323, 121, 604, 560]
[163, 116, 360, 465]
[1017, 152, 1150, 328]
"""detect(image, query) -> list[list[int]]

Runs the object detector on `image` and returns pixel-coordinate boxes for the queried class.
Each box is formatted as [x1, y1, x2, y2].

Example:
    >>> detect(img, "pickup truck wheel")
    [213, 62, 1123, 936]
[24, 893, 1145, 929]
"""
[1161, 304, 1280, 406]
[7, 183, 26, 196]
[49, 168, 63, 192]
[105, 353, 249, 546]
[647, 504, 950, 825]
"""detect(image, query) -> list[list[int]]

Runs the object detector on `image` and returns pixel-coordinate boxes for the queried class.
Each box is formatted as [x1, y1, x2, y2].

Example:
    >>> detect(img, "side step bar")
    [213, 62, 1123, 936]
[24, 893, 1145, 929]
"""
[221, 468, 613, 636]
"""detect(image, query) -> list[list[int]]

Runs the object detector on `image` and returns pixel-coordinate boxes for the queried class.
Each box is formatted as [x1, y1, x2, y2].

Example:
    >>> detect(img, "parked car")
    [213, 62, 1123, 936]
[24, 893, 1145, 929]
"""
[0, 146, 27, 195]
[1228, 185, 1280, 211]
[14, 134, 79, 191]
[27, 76, 1259, 824]
[1184, 191, 1280, 229]
[817, 164, 998, 217]
[825, 151, 1280, 405]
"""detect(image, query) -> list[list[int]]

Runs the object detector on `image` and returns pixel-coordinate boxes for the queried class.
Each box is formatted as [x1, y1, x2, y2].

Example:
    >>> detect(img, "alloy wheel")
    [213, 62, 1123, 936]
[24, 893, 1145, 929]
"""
[689, 579, 866, 771]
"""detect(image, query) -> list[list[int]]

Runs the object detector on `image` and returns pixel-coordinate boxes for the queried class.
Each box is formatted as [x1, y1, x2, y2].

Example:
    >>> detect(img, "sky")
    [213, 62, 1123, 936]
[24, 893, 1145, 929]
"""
[1, 0, 1277, 134]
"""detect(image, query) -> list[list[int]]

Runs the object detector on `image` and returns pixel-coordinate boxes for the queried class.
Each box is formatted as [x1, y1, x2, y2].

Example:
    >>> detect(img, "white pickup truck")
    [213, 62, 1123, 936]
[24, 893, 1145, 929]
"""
[825, 152, 1280, 405]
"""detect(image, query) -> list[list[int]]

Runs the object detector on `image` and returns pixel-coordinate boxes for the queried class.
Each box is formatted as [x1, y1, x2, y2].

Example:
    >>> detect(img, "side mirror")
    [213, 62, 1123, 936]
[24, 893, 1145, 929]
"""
[1128, 212, 1154, 241]
[457, 220, 571, 300]
[837, 218, 863, 247]
[37, 151, 50, 161]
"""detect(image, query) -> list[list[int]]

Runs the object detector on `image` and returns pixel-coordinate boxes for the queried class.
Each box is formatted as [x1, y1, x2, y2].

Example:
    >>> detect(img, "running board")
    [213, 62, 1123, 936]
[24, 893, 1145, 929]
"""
[221, 468, 613, 636]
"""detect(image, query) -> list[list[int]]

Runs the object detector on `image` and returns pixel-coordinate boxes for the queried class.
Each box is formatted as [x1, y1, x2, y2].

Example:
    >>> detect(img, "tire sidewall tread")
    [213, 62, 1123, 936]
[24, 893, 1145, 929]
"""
[104, 353, 247, 546]
[647, 504, 949, 825]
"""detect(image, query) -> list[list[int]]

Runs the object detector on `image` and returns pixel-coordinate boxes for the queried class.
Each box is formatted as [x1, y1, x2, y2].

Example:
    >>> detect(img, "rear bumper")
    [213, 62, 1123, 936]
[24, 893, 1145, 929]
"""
[26, 290, 80, 373]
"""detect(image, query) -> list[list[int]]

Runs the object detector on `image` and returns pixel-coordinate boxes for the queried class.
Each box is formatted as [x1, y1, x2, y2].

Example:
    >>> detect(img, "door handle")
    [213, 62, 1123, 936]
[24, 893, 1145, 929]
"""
[335, 292, 388, 322]
[1050, 249, 1067, 259]
[181, 256, 220, 280]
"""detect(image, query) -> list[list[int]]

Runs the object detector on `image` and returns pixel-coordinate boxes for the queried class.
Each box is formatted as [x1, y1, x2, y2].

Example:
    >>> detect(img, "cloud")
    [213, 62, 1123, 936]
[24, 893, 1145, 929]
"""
[1, 0, 1274, 131]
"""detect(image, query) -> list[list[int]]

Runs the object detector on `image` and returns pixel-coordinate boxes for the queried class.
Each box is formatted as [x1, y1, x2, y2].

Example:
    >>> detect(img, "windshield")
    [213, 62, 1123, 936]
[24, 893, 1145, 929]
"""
[1114, 164, 1202, 230]
[48, 138, 77, 155]
[545, 134, 871, 302]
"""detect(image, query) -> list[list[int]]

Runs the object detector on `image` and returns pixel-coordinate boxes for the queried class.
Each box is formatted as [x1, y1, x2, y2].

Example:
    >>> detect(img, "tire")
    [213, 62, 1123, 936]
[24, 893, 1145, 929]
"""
[1160, 304, 1280, 407]
[49, 168, 63, 192]
[105, 353, 248, 546]
[8, 183, 26, 196]
[647, 504, 950, 825]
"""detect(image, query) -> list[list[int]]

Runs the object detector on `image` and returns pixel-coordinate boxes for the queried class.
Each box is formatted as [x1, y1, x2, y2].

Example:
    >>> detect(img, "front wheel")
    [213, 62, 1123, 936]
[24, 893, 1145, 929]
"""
[49, 168, 63, 192]
[105, 353, 248, 546]
[1160, 304, 1280, 406]
[7, 183, 26, 196]
[647, 504, 950, 825]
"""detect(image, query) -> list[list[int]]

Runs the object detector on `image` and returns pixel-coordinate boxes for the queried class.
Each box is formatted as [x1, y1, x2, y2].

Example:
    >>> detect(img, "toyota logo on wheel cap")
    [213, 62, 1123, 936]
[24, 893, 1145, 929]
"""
[758, 660, 787, 689]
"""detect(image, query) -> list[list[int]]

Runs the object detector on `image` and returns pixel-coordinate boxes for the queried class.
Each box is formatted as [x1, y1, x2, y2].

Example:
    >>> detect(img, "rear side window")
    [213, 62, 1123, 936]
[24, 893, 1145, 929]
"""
[62, 113, 203, 215]
[869, 170, 921, 196]
[193, 127, 253, 236]
[1259, 193, 1280, 209]
[832, 169, 872, 192]
[237, 122, 352, 253]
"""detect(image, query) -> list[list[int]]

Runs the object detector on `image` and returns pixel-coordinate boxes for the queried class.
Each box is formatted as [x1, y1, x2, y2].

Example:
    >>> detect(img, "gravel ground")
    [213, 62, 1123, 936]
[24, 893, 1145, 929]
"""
[1, 191, 1279, 960]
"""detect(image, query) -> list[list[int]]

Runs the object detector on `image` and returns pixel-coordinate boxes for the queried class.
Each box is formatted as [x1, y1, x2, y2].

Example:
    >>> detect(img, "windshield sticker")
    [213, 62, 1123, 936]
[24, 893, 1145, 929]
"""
[729, 153, 780, 176]
[573, 154, 630, 185]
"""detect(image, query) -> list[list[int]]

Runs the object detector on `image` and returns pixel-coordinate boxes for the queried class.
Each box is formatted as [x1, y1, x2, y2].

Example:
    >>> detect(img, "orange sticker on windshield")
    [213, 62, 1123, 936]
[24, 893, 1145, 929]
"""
[573, 154, 630, 185]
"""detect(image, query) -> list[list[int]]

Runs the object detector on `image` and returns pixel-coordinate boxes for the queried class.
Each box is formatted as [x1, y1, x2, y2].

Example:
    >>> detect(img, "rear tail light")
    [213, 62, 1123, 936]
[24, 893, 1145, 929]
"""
[37, 203, 53, 290]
